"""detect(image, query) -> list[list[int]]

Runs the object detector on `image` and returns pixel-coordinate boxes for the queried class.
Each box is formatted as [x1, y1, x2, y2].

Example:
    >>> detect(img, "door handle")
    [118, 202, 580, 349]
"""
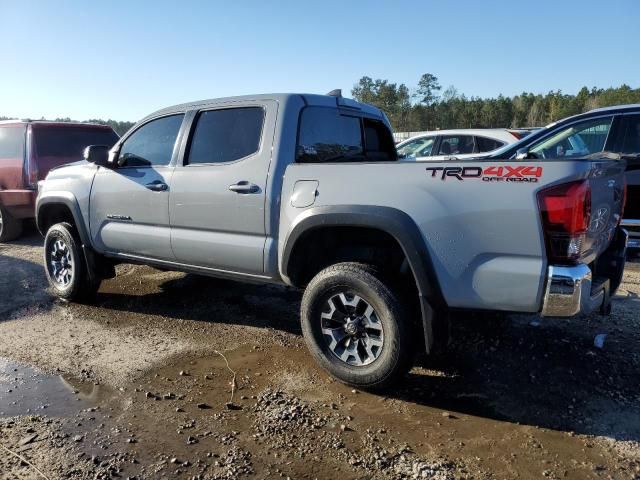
[145, 181, 168, 192]
[229, 181, 260, 194]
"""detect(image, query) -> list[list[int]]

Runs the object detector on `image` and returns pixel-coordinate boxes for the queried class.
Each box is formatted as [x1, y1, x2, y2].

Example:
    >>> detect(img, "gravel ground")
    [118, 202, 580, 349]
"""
[0, 229, 639, 479]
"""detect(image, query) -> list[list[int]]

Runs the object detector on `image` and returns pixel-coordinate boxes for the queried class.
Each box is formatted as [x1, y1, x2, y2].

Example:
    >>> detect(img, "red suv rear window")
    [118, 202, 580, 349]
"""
[35, 127, 119, 158]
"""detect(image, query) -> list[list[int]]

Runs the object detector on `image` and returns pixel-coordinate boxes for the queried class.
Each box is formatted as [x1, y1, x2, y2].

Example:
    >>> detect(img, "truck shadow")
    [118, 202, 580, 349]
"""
[97, 267, 640, 442]
[398, 309, 640, 442]
[95, 270, 303, 336]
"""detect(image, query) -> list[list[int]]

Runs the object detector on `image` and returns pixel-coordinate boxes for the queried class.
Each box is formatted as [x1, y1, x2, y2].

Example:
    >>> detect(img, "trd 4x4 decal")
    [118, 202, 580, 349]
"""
[425, 166, 543, 182]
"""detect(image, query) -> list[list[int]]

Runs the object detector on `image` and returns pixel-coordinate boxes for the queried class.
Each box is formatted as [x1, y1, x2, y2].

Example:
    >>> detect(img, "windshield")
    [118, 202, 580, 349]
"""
[35, 127, 119, 158]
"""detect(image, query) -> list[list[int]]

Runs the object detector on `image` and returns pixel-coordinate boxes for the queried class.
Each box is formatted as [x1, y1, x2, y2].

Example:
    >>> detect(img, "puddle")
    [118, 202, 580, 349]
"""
[0, 357, 96, 417]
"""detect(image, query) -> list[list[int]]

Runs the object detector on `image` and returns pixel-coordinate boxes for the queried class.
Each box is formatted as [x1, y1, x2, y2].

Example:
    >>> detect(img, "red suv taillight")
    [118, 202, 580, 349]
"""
[537, 180, 591, 264]
[25, 159, 39, 189]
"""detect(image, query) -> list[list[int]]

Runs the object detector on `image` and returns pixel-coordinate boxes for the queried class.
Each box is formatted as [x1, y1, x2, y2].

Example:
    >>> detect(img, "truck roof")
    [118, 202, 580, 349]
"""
[0, 119, 114, 129]
[145, 93, 385, 122]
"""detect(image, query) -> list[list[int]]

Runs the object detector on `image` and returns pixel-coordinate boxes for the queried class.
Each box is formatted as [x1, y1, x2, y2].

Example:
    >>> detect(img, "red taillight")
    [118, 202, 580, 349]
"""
[26, 160, 39, 189]
[537, 180, 591, 264]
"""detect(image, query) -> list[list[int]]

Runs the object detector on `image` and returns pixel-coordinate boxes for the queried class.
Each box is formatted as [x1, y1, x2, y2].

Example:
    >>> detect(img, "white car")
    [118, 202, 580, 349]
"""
[396, 129, 524, 161]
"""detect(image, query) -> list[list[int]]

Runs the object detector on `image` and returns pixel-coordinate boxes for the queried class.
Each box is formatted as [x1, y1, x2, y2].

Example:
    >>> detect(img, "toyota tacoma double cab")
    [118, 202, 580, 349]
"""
[36, 92, 628, 389]
[0, 120, 119, 241]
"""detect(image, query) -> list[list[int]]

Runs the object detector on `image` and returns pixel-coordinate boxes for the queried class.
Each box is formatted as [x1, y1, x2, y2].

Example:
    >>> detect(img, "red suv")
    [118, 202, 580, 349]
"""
[0, 120, 119, 241]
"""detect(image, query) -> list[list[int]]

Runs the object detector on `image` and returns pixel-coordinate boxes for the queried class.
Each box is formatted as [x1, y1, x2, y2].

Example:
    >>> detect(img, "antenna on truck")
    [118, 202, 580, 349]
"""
[326, 89, 342, 97]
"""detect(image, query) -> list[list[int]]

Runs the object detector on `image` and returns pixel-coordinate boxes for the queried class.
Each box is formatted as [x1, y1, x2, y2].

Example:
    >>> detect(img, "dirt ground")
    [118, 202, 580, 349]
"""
[0, 227, 639, 479]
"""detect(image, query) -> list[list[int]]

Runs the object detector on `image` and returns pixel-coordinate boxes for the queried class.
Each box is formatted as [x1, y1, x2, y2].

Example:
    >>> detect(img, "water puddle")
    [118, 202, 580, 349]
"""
[0, 357, 97, 417]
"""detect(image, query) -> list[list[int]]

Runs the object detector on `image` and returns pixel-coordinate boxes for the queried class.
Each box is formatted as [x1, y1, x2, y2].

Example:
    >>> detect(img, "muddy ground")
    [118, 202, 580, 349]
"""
[0, 227, 639, 479]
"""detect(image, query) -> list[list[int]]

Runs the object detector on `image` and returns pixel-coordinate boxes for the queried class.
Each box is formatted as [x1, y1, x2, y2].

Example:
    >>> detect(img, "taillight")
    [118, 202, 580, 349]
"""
[26, 159, 39, 189]
[537, 180, 591, 264]
[23, 128, 38, 189]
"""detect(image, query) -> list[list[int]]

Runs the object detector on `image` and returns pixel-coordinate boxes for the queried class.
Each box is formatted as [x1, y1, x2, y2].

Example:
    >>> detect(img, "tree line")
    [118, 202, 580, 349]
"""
[351, 74, 640, 132]
[4, 76, 640, 135]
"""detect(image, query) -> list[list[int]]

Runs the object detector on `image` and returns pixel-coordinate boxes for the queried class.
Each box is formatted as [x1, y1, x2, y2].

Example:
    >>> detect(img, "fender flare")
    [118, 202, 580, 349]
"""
[36, 192, 91, 246]
[281, 205, 447, 353]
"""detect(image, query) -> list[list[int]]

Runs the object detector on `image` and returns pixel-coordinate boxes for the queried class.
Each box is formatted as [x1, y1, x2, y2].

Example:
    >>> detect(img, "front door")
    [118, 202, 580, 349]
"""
[169, 102, 276, 275]
[90, 114, 184, 260]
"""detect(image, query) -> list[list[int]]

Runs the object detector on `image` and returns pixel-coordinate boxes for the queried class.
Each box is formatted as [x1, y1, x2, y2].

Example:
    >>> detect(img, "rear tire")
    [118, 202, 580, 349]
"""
[0, 205, 23, 242]
[301, 262, 413, 390]
[44, 222, 100, 302]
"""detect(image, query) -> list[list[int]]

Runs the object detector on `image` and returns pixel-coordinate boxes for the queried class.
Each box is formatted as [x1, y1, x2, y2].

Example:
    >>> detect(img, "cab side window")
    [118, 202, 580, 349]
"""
[297, 107, 363, 163]
[118, 114, 184, 167]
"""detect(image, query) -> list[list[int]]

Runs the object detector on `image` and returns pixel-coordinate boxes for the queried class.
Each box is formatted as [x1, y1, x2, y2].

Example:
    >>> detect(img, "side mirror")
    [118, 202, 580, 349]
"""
[83, 145, 112, 167]
[515, 147, 530, 160]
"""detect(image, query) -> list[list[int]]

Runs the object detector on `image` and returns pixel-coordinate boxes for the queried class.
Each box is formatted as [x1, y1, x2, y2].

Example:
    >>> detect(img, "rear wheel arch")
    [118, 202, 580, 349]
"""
[281, 206, 447, 353]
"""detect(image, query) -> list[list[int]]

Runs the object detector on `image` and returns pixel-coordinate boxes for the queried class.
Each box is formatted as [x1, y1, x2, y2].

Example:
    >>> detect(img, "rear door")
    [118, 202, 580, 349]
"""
[90, 114, 184, 260]
[169, 102, 276, 274]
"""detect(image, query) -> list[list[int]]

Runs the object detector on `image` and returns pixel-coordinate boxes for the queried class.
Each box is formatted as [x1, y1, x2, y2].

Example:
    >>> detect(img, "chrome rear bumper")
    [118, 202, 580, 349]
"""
[541, 229, 628, 317]
[622, 219, 640, 249]
[541, 265, 606, 317]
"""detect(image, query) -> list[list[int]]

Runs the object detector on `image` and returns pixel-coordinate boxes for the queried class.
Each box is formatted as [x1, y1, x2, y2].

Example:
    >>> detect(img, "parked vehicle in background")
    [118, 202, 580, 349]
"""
[36, 92, 627, 389]
[484, 104, 640, 251]
[0, 121, 119, 241]
[396, 129, 522, 161]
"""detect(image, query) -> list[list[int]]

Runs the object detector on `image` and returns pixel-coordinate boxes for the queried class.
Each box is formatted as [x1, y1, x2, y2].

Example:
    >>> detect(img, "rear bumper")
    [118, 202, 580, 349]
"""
[0, 189, 36, 219]
[541, 228, 628, 317]
[621, 219, 639, 249]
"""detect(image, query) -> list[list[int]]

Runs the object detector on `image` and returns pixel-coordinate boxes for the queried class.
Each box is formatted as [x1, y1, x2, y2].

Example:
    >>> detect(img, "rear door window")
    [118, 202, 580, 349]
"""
[35, 127, 119, 159]
[0, 126, 25, 160]
[187, 107, 264, 165]
[437, 135, 475, 155]
[475, 136, 505, 153]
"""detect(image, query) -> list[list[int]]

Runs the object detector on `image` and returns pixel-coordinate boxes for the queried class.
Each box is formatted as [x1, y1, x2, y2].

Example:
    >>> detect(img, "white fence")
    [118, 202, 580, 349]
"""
[393, 131, 429, 143]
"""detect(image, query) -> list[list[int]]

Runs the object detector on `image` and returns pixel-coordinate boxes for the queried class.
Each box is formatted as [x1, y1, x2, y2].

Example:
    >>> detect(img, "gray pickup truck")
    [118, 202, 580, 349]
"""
[36, 92, 628, 389]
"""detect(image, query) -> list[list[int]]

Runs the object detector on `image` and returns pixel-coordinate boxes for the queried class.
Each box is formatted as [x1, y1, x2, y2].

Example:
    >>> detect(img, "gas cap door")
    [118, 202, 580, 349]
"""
[291, 180, 319, 208]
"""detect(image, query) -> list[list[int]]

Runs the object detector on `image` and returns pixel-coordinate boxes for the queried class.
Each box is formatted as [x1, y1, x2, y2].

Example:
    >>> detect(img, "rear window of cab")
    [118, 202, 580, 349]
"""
[296, 107, 397, 163]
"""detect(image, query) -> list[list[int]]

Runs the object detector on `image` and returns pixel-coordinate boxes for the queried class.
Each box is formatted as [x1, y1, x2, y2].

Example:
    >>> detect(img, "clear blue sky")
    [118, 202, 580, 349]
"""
[1, 0, 638, 121]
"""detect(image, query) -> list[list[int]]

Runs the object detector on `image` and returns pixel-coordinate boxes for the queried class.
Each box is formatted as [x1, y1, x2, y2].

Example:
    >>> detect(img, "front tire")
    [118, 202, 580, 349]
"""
[0, 205, 23, 242]
[301, 262, 413, 390]
[44, 222, 100, 301]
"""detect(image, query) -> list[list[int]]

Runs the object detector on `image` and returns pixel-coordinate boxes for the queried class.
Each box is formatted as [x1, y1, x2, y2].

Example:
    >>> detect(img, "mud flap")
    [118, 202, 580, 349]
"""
[82, 245, 116, 281]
